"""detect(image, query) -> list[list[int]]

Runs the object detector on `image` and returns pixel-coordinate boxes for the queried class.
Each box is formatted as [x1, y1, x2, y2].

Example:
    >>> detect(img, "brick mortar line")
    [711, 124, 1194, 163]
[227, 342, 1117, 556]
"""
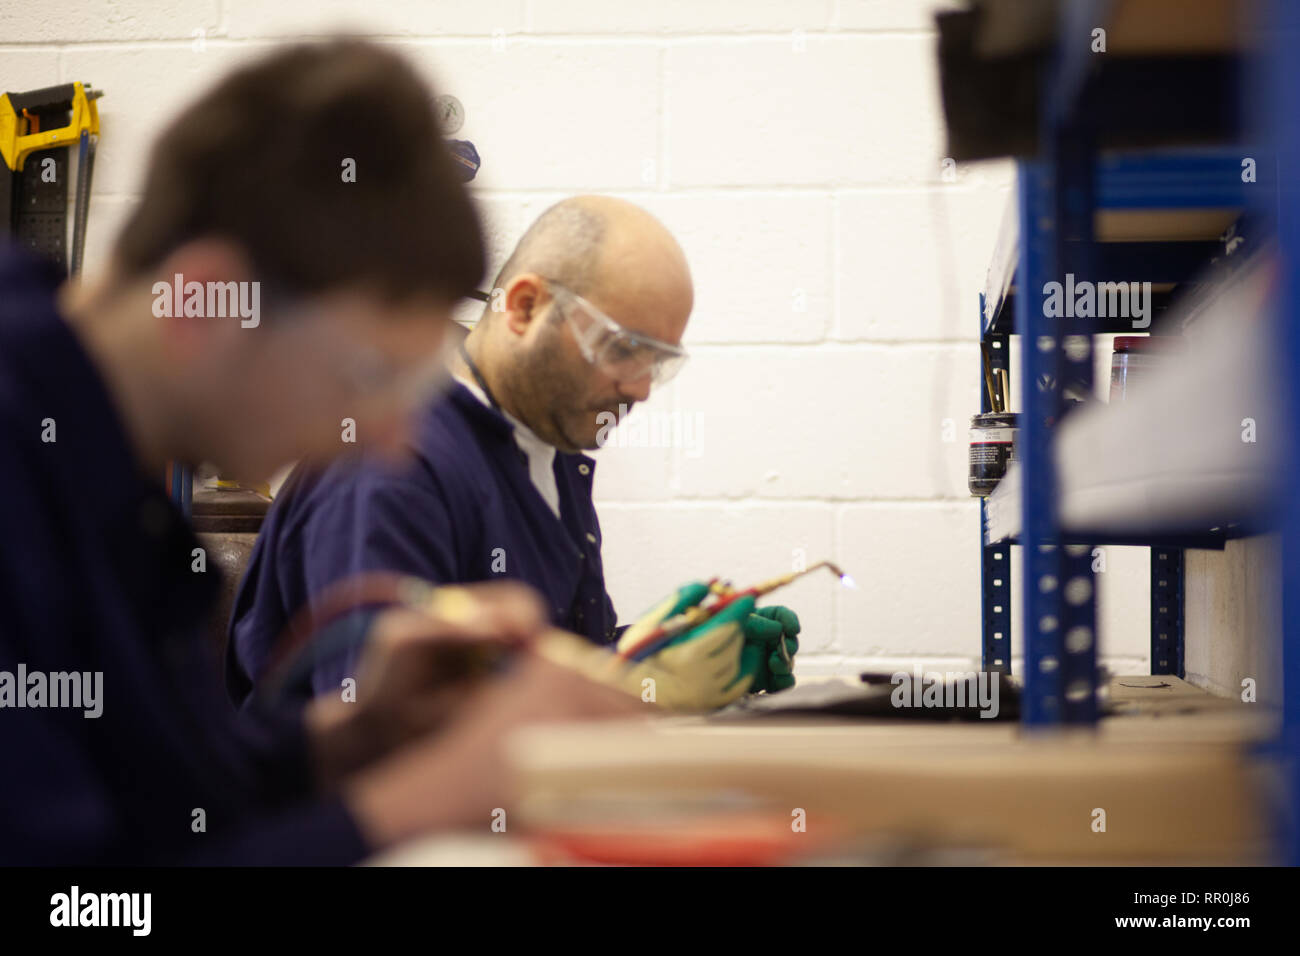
[595, 500, 980, 508]
[0, 29, 940, 50]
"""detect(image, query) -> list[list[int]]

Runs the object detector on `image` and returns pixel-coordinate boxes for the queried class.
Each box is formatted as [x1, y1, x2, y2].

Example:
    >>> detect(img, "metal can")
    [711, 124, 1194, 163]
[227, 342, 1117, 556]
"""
[968, 412, 1018, 497]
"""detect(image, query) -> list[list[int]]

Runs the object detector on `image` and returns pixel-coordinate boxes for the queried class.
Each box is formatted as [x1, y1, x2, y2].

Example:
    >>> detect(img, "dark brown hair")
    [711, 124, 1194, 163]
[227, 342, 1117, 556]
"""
[114, 38, 484, 307]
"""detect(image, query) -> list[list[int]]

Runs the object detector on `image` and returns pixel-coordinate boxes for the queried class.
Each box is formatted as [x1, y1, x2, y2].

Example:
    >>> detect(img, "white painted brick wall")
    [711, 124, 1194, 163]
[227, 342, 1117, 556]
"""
[3, 0, 1150, 674]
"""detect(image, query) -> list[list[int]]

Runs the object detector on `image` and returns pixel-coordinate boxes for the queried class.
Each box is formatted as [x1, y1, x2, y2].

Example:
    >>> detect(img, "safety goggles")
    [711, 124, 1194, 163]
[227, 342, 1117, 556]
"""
[546, 280, 688, 386]
[336, 338, 455, 405]
[269, 294, 459, 405]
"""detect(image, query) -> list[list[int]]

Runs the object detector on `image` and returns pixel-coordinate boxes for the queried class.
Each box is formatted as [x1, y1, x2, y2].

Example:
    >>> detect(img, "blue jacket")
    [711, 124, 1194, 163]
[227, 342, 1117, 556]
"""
[227, 381, 619, 706]
[0, 246, 368, 864]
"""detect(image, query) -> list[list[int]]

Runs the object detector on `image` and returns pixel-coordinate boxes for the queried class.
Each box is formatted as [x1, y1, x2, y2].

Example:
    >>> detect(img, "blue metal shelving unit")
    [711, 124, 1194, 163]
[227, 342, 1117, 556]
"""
[977, 151, 1254, 701]
[974, 0, 1298, 862]
[976, 31, 1258, 724]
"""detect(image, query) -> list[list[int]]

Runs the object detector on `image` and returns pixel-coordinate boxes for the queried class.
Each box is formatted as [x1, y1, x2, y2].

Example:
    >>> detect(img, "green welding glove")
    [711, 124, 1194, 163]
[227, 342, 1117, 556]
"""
[612, 582, 756, 711]
[740, 606, 801, 693]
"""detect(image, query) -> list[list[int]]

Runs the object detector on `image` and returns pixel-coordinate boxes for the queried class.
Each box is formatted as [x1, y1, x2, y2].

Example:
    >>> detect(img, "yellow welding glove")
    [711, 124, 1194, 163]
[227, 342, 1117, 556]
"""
[618, 582, 755, 710]
[643, 593, 756, 708]
[614, 581, 713, 657]
[619, 587, 800, 696]
[535, 582, 754, 712]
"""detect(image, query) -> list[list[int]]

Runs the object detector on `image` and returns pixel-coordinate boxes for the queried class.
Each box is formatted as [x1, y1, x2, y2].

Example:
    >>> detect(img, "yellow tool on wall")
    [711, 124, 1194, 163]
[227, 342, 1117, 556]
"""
[0, 81, 101, 172]
[1, 81, 102, 275]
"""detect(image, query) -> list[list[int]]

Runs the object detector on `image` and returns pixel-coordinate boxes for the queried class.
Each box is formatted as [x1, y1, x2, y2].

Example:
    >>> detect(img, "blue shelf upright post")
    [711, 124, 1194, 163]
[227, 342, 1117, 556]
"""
[1269, 0, 1300, 866]
[1150, 547, 1185, 677]
[1016, 146, 1100, 726]
[979, 293, 1012, 674]
[1016, 159, 1064, 724]
[1052, 119, 1101, 725]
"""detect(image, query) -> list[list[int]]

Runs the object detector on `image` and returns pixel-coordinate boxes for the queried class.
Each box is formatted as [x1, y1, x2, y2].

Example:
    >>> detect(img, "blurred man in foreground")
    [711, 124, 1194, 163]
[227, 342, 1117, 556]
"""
[0, 39, 638, 866]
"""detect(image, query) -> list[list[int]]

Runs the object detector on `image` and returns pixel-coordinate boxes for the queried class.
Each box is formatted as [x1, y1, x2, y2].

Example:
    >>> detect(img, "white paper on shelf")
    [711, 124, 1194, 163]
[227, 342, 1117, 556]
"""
[983, 252, 1279, 543]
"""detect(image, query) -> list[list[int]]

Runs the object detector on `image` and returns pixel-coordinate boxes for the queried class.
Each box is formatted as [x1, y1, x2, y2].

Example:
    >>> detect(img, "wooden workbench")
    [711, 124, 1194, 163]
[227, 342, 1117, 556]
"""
[369, 676, 1274, 865]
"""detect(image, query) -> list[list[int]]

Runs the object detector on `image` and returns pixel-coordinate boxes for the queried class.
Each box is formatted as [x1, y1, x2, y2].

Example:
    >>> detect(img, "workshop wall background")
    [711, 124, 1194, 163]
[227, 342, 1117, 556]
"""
[6, 0, 1151, 675]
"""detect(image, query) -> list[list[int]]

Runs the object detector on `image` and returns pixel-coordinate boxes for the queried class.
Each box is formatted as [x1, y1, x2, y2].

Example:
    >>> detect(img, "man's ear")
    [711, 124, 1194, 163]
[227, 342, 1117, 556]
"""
[153, 238, 257, 363]
[502, 273, 546, 337]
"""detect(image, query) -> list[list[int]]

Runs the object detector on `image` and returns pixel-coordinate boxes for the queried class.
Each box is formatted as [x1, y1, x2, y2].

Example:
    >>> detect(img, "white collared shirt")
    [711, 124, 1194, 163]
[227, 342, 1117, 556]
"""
[456, 375, 561, 519]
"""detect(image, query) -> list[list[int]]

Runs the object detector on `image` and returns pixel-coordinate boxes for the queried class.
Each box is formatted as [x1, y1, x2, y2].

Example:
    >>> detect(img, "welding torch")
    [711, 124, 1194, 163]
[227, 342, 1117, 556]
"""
[618, 561, 856, 663]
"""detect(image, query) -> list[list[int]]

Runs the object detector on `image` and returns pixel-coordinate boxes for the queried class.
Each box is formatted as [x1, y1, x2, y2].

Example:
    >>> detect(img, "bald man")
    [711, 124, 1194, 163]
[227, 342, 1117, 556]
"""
[227, 196, 800, 707]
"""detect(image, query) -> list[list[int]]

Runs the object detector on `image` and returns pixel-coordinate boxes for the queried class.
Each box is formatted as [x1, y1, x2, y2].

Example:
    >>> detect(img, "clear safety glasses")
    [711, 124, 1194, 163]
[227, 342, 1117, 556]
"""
[546, 280, 688, 386]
